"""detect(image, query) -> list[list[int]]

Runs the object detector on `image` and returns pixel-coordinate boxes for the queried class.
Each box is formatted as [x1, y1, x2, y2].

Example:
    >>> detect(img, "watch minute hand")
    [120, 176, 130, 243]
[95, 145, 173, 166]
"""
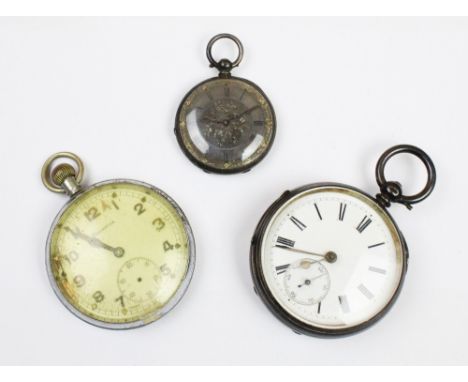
[227, 105, 261, 122]
[275, 245, 326, 258]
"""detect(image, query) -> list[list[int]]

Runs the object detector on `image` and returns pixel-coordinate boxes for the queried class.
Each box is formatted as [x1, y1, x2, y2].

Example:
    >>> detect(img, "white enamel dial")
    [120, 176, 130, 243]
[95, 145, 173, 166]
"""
[260, 186, 404, 331]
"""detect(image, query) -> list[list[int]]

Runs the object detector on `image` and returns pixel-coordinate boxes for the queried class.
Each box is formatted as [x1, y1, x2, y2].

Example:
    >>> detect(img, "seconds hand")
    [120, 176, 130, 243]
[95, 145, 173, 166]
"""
[297, 273, 327, 288]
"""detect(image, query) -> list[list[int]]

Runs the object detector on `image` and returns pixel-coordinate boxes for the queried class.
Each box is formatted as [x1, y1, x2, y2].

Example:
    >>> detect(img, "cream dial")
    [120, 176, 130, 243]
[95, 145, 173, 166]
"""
[47, 180, 194, 328]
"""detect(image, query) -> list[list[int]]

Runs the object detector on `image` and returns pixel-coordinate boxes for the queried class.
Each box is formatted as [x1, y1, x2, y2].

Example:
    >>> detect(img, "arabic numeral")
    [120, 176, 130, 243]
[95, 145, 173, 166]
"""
[134, 203, 146, 216]
[159, 264, 175, 278]
[69, 250, 79, 262]
[93, 291, 105, 303]
[115, 295, 125, 307]
[73, 275, 85, 287]
[163, 240, 174, 252]
[152, 218, 165, 231]
[84, 207, 100, 222]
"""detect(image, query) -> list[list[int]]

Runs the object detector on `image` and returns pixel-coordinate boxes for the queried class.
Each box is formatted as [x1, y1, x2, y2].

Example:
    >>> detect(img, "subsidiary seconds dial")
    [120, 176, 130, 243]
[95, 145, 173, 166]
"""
[283, 259, 331, 305]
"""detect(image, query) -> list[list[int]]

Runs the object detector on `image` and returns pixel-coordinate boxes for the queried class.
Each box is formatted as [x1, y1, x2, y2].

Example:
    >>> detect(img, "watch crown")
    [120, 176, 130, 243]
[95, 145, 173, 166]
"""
[51, 163, 76, 186]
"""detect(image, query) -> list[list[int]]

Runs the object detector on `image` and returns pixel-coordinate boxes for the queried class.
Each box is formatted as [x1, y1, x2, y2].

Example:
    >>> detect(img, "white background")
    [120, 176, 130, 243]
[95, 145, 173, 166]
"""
[0, 17, 467, 365]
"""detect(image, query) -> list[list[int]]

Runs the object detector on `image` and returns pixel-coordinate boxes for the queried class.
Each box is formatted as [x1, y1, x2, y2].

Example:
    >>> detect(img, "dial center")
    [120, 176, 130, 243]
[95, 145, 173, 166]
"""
[325, 251, 337, 263]
[114, 247, 125, 258]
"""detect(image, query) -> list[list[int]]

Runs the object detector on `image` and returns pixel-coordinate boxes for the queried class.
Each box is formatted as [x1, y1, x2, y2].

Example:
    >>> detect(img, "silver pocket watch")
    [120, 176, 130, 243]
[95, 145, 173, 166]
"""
[250, 145, 436, 336]
[175, 33, 276, 174]
[41, 152, 196, 329]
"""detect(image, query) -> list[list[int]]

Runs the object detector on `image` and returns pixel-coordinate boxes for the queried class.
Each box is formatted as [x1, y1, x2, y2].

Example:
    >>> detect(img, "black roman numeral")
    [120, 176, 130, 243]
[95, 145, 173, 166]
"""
[356, 216, 372, 233]
[314, 203, 322, 220]
[224, 85, 230, 97]
[338, 203, 347, 221]
[254, 120, 264, 127]
[276, 236, 295, 248]
[289, 216, 306, 231]
[317, 301, 321, 314]
[368, 242, 385, 249]
[275, 264, 290, 275]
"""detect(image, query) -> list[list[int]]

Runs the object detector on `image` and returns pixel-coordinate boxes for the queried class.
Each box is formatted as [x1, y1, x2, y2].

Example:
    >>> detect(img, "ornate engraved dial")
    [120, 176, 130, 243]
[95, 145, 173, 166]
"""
[176, 77, 275, 173]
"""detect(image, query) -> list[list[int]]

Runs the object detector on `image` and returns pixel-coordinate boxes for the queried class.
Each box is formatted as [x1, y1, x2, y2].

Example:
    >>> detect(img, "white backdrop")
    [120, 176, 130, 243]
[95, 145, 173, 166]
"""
[0, 17, 466, 365]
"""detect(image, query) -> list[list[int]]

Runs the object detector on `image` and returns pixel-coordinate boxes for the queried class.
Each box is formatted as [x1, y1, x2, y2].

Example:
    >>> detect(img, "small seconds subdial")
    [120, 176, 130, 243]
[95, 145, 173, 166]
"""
[118, 258, 161, 304]
[283, 259, 330, 305]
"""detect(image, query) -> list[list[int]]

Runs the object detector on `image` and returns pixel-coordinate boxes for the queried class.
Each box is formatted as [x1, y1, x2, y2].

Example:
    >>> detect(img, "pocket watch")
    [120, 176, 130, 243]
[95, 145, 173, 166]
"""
[175, 33, 276, 174]
[41, 152, 195, 329]
[250, 145, 436, 337]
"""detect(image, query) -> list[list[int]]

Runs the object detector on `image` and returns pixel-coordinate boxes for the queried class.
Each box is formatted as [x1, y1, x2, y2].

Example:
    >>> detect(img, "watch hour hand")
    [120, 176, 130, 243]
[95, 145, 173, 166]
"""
[64, 226, 125, 258]
[199, 116, 224, 125]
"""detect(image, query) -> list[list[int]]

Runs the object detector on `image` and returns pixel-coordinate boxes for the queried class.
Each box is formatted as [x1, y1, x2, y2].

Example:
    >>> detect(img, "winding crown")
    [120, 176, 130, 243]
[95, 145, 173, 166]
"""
[51, 163, 76, 185]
